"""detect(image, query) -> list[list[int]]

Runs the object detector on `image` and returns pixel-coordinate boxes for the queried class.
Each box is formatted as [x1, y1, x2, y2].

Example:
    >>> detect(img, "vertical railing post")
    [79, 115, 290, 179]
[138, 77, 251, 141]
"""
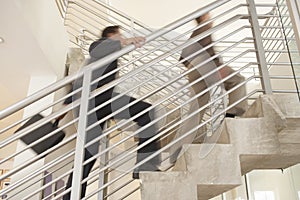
[286, 0, 300, 56]
[247, 0, 273, 94]
[98, 124, 109, 200]
[71, 68, 92, 199]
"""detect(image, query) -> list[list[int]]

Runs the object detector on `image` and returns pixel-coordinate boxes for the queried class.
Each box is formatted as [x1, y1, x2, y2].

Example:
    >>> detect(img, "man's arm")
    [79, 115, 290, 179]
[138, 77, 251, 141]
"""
[118, 36, 145, 48]
[57, 35, 145, 121]
[89, 38, 122, 59]
[89, 36, 145, 59]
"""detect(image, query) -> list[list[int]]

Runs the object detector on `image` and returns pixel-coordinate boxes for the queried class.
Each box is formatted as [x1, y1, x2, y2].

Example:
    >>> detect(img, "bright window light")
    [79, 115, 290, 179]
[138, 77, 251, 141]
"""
[298, 191, 300, 200]
[254, 191, 275, 200]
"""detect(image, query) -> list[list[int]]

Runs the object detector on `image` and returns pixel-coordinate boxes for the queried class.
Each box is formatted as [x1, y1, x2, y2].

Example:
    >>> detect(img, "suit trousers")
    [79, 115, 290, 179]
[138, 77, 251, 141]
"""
[187, 56, 247, 121]
[63, 90, 161, 199]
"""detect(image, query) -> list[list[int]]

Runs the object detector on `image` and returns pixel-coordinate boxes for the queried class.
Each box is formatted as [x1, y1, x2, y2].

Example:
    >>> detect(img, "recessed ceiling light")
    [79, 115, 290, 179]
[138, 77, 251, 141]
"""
[0, 37, 4, 43]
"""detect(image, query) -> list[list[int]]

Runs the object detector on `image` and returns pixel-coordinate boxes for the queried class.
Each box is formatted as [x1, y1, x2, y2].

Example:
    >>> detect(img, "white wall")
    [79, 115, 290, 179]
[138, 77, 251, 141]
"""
[0, 0, 53, 103]
[13, 0, 69, 78]
[290, 164, 300, 198]
[109, 0, 214, 28]
[247, 169, 299, 200]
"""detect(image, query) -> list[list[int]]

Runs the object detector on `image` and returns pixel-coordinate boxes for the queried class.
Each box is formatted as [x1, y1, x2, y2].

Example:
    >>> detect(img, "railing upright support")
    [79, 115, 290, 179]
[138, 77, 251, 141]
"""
[71, 69, 92, 199]
[286, 0, 300, 56]
[247, 0, 273, 94]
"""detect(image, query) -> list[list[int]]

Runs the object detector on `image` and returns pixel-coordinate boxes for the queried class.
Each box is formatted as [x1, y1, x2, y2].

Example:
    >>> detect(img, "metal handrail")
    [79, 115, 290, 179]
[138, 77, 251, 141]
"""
[55, 0, 67, 18]
[65, 5, 248, 73]
[63, 0, 279, 92]
[0, 86, 80, 135]
[75, 9, 248, 195]
[0, 1, 231, 197]
[77, 20, 251, 181]
[85, 15, 246, 114]
[88, 14, 245, 95]
[3, 0, 300, 199]
[0, 150, 74, 196]
[261, 2, 295, 69]
[75, 75, 254, 199]
[84, 62, 255, 180]
[0, 99, 78, 149]
[85, 36, 251, 138]
[69, 0, 241, 116]
[100, 27, 255, 143]
[63, 1, 248, 104]
[0, 134, 76, 181]
[84, 83, 257, 200]
[72, 6, 298, 195]
[75, 47, 253, 190]
[0, 0, 241, 180]
[0, 0, 229, 120]
[64, 2, 248, 58]
[82, 49, 254, 172]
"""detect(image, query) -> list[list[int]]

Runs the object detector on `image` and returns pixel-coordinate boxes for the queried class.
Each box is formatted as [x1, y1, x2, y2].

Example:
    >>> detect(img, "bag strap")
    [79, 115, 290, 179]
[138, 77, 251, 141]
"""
[53, 119, 60, 127]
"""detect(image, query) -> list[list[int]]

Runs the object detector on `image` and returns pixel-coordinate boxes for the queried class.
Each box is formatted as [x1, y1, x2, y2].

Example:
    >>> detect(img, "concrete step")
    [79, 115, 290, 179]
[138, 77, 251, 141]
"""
[278, 117, 300, 143]
[140, 172, 196, 200]
[224, 117, 281, 174]
[243, 94, 299, 130]
[271, 94, 300, 117]
[118, 95, 300, 200]
[225, 118, 280, 154]
[225, 94, 300, 174]
[224, 116, 300, 174]
[140, 144, 241, 200]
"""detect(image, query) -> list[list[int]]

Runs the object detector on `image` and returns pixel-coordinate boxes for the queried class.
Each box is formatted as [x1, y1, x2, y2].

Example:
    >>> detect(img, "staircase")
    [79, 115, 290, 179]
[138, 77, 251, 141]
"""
[0, 0, 300, 199]
[140, 94, 300, 200]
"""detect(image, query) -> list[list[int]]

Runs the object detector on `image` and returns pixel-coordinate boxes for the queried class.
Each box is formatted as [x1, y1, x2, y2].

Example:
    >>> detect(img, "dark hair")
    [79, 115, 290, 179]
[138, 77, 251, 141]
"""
[101, 25, 120, 37]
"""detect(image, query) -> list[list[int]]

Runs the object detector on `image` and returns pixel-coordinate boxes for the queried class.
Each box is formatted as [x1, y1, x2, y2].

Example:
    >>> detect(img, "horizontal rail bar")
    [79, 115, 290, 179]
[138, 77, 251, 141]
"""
[0, 0, 229, 120]
[0, 134, 76, 181]
[84, 87, 257, 199]
[0, 150, 74, 196]
[82, 57, 255, 178]
[85, 38, 252, 138]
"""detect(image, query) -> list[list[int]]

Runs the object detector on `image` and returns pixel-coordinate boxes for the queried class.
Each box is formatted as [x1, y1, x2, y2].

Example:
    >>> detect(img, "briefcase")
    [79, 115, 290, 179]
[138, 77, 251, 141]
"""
[15, 114, 65, 154]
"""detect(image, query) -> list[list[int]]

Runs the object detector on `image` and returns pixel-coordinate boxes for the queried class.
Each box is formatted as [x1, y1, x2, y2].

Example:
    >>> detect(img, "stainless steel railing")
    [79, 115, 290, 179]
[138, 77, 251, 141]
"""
[1, 0, 300, 199]
[62, 0, 253, 140]
[1, 1, 230, 199]
[55, 0, 68, 18]
[63, 0, 189, 111]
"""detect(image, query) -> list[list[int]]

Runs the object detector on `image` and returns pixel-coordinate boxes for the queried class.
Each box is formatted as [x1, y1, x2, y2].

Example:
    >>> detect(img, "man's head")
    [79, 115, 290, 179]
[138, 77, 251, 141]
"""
[101, 25, 121, 38]
[195, 13, 211, 24]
